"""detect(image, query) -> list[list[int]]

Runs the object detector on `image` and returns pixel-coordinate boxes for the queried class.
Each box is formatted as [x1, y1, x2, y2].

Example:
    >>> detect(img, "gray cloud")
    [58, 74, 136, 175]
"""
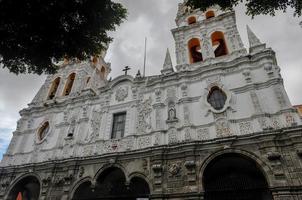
[0, 1, 302, 157]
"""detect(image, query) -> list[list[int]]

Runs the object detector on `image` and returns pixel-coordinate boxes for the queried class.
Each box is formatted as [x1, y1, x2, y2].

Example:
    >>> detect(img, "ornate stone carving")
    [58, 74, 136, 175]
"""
[183, 105, 190, 125]
[78, 166, 85, 177]
[242, 69, 252, 83]
[168, 162, 182, 177]
[215, 120, 232, 137]
[239, 121, 253, 135]
[115, 86, 129, 102]
[167, 104, 177, 121]
[285, 113, 296, 127]
[184, 128, 191, 141]
[154, 133, 161, 145]
[137, 136, 151, 149]
[167, 88, 176, 98]
[155, 89, 162, 102]
[168, 129, 178, 144]
[86, 108, 102, 142]
[67, 118, 76, 137]
[272, 116, 281, 129]
[197, 128, 209, 140]
[181, 84, 188, 97]
[137, 97, 152, 133]
[206, 75, 222, 87]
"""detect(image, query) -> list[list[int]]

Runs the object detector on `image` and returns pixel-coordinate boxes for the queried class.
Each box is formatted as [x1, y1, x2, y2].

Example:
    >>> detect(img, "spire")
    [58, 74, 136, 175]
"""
[161, 48, 174, 75]
[247, 25, 262, 47]
[247, 25, 266, 54]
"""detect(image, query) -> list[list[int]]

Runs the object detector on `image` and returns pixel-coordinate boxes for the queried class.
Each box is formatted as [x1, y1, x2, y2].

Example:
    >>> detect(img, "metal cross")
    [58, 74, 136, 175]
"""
[123, 66, 131, 75]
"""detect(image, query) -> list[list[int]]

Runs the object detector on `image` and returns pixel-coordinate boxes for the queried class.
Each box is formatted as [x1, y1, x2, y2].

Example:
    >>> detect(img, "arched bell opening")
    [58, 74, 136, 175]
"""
[47, 77, 61, 100]
[188, 16, 197, 25]
[63, 73, 76, 96]
[6, 176, 41, 200]
[203, 153, 272, 200]
[100, 66, 106, 80]
[211, 31, 228, 57]
[188, 38, 203, 64]
[72, 167, 150, 200]
[205, 10, 215, 19]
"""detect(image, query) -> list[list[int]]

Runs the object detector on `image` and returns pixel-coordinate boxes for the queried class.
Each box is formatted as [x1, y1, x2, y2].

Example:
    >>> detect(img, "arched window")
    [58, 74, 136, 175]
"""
[207, 87, 227, 110]
[63, 73, 76, 96]
[206, 10, 215, 19]
[188, 38, 203, 64]
[38, 121, 50, 141]
[188, 16, 197, 25]
[211, 31, 228, 57]
[100, 66, 106, 79]
[47, 77, 60, 100]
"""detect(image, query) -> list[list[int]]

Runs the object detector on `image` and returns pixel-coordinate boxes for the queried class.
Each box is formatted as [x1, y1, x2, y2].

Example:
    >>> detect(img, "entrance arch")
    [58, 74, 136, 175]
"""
[6, 175, 41, 200]
[203, 153, 272, 200]
[72, 167, 150, 199]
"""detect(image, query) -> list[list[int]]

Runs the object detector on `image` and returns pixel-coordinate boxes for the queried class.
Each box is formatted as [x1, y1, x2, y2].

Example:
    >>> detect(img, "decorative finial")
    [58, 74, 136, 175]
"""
[136, 70, 142, 78]
[247, 25, 262, 47]
[161, 48, 174, 75]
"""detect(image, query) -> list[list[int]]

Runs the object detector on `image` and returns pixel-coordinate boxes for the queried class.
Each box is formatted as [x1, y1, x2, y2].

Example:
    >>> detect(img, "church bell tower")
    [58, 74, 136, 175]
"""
[172, 3, 246, 71]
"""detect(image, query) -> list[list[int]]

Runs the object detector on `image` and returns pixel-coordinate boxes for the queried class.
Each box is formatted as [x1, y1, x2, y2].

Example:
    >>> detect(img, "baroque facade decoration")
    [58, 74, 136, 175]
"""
[1, 1, 302, 200]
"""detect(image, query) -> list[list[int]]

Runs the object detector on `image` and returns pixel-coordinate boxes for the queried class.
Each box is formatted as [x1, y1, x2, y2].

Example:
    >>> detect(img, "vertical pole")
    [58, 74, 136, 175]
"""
[143, 37, 147, 77]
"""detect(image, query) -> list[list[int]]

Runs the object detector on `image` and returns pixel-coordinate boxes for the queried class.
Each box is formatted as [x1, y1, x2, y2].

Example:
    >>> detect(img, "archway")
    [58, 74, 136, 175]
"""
[63, 73, 76, 96]
[6, 176, 40, 200]
[203, 154, 272, 200]
[211, 31, 228, 57]
[205, 11, 215, 19]
[188, 38, 203, 64]
[72, 167, 150, 200]
[188, 16, 197, 25]
[47, 77, 60, 100]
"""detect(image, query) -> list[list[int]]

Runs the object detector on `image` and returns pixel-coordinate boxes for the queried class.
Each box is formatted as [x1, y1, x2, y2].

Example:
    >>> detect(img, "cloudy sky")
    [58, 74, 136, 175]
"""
[0, 0, 302, 160]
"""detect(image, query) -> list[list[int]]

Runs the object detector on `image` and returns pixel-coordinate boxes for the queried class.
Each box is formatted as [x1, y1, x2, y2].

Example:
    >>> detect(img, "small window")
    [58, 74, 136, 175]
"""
[207, 87, 227, 110]
[38, 121, 50, 141]
[188, 16, 197, 25]
[111, 112, 126, 139]
[63, 73, 76, 96]
[206, 11, 215, 19]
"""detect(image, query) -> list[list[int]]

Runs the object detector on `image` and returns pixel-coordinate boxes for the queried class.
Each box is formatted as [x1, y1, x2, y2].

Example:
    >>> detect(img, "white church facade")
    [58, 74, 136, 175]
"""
[1, 2, 302, 200]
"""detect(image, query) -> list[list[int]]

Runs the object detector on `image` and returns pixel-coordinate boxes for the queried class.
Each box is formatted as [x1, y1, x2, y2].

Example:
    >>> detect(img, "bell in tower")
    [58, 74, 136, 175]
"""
[172, 1, 246, 71]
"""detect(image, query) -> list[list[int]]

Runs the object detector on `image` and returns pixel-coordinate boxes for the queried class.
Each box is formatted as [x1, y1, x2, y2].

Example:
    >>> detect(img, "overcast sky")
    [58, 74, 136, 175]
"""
[0, 0, 302, 160]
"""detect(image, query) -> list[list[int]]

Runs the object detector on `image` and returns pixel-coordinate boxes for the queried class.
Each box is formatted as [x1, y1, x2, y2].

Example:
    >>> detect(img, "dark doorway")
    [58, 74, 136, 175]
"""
[7, 176, 40, 200]
[203, 154, 272, 200]
[73, 167, 150, 200]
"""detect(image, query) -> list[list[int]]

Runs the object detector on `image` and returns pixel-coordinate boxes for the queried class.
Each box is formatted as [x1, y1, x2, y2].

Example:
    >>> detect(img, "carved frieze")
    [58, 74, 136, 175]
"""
[239, 121, 253, 135]
[197, 128, 210, 141]
[137, 97, 152, 133]
[115, 86, 129, 102]
[215, 119, 232, 137]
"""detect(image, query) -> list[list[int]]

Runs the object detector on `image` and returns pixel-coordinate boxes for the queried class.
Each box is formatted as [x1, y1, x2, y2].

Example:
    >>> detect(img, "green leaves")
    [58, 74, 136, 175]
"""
[186, 0, 302, 18]
[0, 0, 127, 75]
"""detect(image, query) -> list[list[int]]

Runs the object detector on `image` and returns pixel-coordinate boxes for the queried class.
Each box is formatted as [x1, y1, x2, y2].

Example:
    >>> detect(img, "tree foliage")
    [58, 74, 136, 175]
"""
[0, 0, 127, 75]
[186, 0, 302, 18]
